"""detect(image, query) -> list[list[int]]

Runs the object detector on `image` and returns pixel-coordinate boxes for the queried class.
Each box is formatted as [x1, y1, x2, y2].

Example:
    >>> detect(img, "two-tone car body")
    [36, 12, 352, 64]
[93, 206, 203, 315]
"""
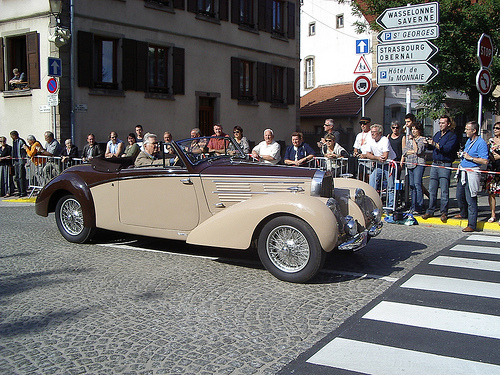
[36, 136, 383, 282]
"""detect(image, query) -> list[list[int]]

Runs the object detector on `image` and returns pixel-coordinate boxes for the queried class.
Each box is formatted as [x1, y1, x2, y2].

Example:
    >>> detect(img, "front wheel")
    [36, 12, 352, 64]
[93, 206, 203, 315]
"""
[258, 216, 326, 283]
[55, 195, 95, 243]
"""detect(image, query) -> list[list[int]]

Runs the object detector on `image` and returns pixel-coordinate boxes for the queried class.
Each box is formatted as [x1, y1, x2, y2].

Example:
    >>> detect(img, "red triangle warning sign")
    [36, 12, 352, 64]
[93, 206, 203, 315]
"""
[354, 56, 372, 74]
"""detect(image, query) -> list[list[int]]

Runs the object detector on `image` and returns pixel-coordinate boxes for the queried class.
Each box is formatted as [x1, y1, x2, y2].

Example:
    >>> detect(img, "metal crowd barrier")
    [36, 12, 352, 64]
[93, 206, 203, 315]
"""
[26, 156, 84, 197]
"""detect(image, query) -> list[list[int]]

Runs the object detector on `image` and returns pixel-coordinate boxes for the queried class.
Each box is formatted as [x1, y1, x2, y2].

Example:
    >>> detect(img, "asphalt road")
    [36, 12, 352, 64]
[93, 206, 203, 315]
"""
[0, 203, 468, 374]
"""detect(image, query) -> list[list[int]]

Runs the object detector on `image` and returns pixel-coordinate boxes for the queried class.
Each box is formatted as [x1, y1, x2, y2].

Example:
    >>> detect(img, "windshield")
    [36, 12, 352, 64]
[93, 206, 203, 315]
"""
[175, 136, 248, 165]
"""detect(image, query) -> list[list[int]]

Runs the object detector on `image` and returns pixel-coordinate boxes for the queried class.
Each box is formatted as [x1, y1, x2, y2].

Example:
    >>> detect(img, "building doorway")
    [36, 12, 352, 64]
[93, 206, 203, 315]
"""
[196, 92, 220, 136]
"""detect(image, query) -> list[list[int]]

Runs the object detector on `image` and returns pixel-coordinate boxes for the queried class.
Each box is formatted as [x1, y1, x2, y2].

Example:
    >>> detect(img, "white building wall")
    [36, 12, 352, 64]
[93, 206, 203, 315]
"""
[300, 0, 373, 96]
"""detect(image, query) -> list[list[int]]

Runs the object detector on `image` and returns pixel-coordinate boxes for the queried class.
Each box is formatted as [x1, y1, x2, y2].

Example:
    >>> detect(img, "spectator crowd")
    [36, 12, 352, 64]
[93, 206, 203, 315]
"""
[2, 115, 500, 232]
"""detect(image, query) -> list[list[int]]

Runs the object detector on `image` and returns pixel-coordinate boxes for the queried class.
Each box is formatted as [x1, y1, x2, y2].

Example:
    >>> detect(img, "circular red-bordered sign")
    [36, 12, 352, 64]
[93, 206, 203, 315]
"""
[353, 75, 372, 97]
[476, 69, 492, 95]
[47, 77, 58, 94]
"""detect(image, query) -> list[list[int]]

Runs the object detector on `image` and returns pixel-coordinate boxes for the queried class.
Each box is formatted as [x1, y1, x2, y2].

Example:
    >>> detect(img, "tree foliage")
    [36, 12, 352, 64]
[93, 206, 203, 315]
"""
[338, 0, 500, 120]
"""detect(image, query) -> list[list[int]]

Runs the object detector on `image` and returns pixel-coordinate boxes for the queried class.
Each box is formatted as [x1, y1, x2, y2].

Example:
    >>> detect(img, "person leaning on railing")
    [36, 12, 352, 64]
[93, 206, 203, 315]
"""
[24, 135, 45, 166]
[321, 133, 348, 171]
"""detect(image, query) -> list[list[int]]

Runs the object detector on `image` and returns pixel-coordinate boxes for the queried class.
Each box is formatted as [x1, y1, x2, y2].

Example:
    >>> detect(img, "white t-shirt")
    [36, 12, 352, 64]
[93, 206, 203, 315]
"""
[366, 136, 397, 160]
[252, 140, 281, 164]
[353, 131, 371, 154]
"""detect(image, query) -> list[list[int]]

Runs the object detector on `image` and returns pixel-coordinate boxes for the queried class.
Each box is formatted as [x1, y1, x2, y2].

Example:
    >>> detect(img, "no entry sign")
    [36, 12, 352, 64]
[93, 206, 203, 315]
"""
[47, 77, 58, 94]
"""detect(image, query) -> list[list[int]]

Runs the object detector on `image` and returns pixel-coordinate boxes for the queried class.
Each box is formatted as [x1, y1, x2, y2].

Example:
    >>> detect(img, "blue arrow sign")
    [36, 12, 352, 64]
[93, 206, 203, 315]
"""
[48, 57, 62, 77]
[356, 39, 369, 54]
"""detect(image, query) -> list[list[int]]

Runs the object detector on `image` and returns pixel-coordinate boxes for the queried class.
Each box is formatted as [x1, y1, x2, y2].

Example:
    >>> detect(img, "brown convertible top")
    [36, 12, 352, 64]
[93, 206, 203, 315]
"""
[91, 156, 135, 172]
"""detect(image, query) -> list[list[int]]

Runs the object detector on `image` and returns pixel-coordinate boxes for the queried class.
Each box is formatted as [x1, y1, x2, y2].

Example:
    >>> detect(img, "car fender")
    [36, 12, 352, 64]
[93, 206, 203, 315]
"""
[186, 193, 339, 251]
[35, 172, 96, 228]
[333, 178, 383, 208]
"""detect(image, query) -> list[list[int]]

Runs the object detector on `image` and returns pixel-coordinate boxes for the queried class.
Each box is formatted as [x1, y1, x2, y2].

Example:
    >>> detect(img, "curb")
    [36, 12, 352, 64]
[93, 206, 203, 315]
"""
[2, 197, 36, 203]
[415, 215, 500, 232]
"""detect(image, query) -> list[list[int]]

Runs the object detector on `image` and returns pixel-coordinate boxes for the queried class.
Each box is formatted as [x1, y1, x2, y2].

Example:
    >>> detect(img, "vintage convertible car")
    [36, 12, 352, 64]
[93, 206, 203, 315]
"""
[35, 136, 383, 283]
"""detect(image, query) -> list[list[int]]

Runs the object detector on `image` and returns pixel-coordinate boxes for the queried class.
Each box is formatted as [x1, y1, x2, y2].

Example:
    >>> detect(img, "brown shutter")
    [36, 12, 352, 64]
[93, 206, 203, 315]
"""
[231, 0, 239, 24]
[26, 32, 40, 89]
[265, 63, 272, 102]
[231, 57, 240, 99]
[173, 0, 185, 10]
[257, 62, 266, 102]
[286, 66, 295, 105]
[78, 31, 93, 88]
[257, 0, 266, 31]
[0, 38, 4, 91]
[136, 41, 148, 92]
[220, 0, 229, 21]
[172, 47, 185, 95]
[265, 0, 273, 33]
[287, 1, 295, 39]
[122, 38, 137, 91]
[187, 0, 197, 13]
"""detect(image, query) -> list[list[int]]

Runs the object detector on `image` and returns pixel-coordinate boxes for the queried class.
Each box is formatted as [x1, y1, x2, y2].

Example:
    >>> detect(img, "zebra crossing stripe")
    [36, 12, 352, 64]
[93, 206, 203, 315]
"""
[451, 244, 500, 255]
[362, 301, 500, 339]
[307, 338, 500, 375]
[430, 256, 500, 272]
[467, 234, 500, 243]
[401, 274, 500, 299]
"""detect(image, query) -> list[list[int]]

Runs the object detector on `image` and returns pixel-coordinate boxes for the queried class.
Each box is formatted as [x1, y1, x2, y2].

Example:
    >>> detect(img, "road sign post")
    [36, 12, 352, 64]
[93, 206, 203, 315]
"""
[476, 34, 494, 131]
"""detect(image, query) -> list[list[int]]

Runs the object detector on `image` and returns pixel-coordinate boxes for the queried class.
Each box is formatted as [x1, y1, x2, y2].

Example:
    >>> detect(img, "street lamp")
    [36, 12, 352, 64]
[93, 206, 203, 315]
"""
[48, 0, 71, 48]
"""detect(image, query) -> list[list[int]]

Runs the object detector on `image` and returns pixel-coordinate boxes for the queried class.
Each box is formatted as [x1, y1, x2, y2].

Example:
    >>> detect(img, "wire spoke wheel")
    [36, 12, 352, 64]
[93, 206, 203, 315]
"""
[266, 225, 310, 273]
[60, 197, 84, 236]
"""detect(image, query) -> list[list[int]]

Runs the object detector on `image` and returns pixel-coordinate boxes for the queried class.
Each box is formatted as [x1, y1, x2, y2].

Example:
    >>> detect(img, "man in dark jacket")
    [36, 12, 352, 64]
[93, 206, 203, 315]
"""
[81, 134, 103, 162]
[10, 130, 28, 197]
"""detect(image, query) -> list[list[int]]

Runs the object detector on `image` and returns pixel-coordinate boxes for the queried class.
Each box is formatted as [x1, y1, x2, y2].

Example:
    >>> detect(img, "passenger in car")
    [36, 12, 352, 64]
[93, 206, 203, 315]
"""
[207, 124, 229, 155]
[122, 133, 140, 159]
[105, 131, 124, 158]
[135, 133, 166, 167]
[188, 128, 207, 154]
[284, 132, 315, 167]
[252, 129, 281, 165]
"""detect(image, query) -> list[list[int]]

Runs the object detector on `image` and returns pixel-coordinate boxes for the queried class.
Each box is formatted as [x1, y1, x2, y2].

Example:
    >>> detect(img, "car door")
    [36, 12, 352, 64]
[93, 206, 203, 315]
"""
[118, 167, 200, 231]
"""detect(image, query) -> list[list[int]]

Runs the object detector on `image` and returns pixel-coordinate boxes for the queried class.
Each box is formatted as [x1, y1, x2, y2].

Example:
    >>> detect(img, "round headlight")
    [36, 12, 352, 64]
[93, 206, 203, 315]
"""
[344, 215, 357, 236]
[372, 208, 382, 222]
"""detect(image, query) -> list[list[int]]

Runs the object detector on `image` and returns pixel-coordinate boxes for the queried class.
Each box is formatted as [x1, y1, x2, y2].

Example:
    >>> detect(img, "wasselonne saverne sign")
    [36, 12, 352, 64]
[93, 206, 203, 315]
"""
[376, 2, 439, 30]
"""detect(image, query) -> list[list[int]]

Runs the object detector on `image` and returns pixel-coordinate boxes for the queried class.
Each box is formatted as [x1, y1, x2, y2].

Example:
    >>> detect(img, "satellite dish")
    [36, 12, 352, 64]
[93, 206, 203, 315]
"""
[492, 85, 500, 98]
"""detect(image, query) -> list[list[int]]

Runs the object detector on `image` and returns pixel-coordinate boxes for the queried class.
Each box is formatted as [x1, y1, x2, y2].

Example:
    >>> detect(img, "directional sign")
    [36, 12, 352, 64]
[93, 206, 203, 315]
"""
[353, 75, 372, 96]
[477, 33, 493, 69]
[377, 40, 438, 64]
[356, 39, 369, 54]
[48, 57, 62, 77]
[476, 69, 492, 95]
[377, 25, 439, 43]
[377, 62, 438, 86]
[47, 77, 58, 94]
[354, 55, 371, 74]
[376, 2, 439, 30]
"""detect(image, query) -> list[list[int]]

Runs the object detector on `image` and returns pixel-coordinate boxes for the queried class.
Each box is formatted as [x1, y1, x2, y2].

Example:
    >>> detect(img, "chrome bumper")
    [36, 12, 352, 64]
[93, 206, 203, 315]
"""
[338, 230, 368, 251]
[368, 221, 383, 237]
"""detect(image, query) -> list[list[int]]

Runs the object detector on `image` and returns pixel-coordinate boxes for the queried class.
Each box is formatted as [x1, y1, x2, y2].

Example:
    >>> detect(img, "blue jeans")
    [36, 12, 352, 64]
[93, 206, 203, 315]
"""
[426, 162, 451, 215]
[456, 172, 478, 229]
[370, 163, 394, 210]
[407, 165, 424, 212]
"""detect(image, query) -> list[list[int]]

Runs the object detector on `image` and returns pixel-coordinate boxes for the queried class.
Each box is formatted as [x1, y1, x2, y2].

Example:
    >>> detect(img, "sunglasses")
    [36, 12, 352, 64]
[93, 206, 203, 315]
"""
[325, 140, 334, 142]
[392, 126, 400, 129]
[495, 127, 500, 130]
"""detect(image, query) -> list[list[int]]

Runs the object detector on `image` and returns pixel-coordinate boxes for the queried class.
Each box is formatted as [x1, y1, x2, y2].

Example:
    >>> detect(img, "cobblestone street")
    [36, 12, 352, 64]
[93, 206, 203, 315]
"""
[0, 204, 465, 374]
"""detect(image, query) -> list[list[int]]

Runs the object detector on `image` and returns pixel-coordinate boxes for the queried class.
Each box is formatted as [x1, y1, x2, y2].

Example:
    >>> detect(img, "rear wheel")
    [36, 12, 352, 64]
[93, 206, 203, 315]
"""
[55, 195, 95, 243]
[258, 216, 326, 283]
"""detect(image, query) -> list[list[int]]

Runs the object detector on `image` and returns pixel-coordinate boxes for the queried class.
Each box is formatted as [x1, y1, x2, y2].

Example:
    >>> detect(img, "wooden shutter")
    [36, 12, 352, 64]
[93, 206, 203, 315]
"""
[265, 0, 273, 33]
[136, 41, 148, 92]
[286, 66, 295, 105]
[257, 0, 266, 31]
[0, 38, 4, 91]
[78, 31, 94, 88]
[26, 32, 40, 89]
[172, 47, 185, 95]
[257, 62, 266, 102]
[265, 63, 272, 102]
[220, 0, 229, 21]
[287, 1, 295, 39]
[231, 0, 239, 24]
[173, 0, 185, 10]
[122, 39, 137, 91]
[231, 57, 240, 99]
[187, 0, 197, 13]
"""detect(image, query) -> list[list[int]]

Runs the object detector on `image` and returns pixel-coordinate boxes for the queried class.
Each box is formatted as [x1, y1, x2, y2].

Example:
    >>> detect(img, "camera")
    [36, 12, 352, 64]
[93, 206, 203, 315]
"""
[458, 151, 464, 158]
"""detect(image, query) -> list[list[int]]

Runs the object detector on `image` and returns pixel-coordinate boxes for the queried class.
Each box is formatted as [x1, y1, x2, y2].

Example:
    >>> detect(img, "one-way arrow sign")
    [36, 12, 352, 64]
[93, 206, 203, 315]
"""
[48, 57, 62, 77]
[376, 2, 439, 30]
[377, 62, 438, 86]
[377, 40, 438, 64]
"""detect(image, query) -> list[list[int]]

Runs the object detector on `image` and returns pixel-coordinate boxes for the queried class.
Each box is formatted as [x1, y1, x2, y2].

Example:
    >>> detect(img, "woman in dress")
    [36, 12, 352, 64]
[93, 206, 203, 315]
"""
[485, 122, 500, 223]
[232, 126, 250, 154]
[0, 136, 15, 197]
[105, 131, 124, 158]
[401, 123, 426, 214]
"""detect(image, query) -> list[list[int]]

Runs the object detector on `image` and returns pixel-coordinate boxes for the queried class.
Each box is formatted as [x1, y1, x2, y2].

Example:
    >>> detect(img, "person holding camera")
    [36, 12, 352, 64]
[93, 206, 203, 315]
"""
[455, 121, 488, 232]
[422, 115, 459, 222]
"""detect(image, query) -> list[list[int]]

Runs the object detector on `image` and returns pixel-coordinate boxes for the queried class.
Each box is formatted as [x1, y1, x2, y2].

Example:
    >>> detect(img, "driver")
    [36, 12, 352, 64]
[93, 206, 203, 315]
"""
[135, 133, 167, 167]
